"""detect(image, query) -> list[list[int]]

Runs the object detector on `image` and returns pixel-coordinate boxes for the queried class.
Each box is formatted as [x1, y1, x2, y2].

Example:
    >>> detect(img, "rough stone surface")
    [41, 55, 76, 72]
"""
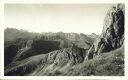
[86, 4, 124, 59]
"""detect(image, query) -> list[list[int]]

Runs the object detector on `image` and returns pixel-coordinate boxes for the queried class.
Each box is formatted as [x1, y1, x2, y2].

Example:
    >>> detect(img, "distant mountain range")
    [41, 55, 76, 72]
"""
[4, 28, 97, 66]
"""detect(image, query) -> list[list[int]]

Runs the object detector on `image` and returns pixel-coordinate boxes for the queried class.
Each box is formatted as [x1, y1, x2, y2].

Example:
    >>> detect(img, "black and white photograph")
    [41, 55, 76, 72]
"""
[4, 3, 125, 76]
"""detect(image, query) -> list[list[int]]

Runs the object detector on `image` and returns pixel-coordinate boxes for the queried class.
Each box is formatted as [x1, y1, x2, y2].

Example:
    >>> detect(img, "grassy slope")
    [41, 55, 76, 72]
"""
[65, 45, 124, 76]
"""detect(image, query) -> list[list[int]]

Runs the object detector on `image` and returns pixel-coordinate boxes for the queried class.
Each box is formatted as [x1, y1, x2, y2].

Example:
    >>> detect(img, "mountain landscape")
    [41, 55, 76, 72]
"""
[4, 4, 124, 76]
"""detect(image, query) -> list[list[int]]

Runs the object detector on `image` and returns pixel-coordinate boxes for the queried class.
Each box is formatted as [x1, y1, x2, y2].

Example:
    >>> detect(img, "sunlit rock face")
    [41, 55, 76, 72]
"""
[86, 4, 124, 59]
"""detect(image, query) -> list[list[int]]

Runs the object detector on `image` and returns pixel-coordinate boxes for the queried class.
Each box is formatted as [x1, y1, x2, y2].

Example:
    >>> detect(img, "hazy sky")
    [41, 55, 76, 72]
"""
[5, 4, 113, 34]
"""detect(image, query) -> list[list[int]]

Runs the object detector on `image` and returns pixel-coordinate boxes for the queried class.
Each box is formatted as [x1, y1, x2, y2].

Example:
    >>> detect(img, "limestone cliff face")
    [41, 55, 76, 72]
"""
[86, 4, 124, 59]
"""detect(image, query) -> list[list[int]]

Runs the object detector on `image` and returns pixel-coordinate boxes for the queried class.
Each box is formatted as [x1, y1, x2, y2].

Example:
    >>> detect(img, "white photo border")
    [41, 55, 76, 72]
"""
[0, 0, 128, 80]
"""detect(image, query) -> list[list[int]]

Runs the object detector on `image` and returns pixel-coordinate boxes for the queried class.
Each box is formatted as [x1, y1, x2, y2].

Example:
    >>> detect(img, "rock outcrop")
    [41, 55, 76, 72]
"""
[86, 4, 124, 59]
[5, 45, 86, 76]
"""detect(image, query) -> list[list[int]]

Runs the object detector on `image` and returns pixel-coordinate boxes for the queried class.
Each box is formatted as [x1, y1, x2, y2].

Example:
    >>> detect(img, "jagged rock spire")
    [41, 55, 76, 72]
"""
[86, 4, 124, 60]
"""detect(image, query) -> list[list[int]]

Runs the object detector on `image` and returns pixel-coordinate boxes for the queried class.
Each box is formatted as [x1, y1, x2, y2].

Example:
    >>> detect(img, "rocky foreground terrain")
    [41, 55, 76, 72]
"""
[4, 4, 124, 76]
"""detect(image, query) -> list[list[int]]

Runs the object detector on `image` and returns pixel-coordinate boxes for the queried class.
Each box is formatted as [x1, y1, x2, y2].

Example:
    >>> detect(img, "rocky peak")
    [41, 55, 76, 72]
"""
[86, 4, 124, 59]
